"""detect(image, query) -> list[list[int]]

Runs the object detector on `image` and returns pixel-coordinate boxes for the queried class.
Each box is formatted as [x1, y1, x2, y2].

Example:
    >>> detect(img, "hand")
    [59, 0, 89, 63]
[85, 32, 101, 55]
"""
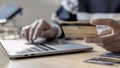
[85, 18, 120, 53]
[22, 19, 58, 43]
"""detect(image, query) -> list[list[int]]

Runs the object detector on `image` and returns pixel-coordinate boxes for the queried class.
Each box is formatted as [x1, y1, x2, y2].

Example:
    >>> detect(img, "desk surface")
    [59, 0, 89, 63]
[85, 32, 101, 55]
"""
[0, 40, 117, 68]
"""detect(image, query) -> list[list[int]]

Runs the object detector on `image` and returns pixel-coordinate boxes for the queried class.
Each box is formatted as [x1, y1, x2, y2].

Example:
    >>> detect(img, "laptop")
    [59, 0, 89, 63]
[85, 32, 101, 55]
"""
[0, 40, 9, 66]
[0, 39, 93, 59]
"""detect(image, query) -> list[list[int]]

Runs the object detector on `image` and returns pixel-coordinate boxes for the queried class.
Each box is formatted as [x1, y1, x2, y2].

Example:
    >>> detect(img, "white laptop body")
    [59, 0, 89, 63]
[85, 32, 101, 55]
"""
[0, 39, 92, 59]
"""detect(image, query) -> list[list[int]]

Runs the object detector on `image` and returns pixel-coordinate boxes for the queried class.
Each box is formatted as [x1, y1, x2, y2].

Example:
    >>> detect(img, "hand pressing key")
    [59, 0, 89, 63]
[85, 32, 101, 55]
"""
[21, 19, 58, 44]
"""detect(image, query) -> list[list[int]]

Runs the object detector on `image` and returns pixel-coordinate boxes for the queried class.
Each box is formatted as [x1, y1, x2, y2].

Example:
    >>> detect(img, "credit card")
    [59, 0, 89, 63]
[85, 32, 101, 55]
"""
[84, 57, 114, 66]
[100, 53, 120, 58]
[84, 57, 120, 67]
[61, 21, 97, 38]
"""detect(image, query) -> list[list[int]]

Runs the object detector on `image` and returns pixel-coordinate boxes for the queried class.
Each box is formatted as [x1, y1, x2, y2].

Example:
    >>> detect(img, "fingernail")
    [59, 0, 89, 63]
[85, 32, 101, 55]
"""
[86, 38, 92, 43]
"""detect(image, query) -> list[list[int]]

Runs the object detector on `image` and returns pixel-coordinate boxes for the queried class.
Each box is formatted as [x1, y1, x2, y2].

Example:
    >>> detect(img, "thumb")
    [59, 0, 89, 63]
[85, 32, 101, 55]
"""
[90, 18, 120, 30]
[85, 33, 118, 44]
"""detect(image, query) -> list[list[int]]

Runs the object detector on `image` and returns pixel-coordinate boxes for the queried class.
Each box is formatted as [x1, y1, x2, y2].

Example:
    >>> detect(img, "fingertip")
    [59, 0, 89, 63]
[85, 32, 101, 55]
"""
[85, 37, 93, 43]
[21, 30, 24, 37]
[32, 36, 36, 40]
[90, 18, 99, 25]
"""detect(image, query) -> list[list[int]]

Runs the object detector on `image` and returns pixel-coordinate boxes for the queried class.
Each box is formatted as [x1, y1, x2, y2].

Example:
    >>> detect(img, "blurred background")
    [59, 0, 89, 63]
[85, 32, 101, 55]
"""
[0, 0, 61, 27]
[0, 0, 61, 39]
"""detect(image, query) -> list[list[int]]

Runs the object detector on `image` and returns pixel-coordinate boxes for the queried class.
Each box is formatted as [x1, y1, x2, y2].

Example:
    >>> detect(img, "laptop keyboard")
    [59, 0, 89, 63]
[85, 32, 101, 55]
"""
[17, 45, 56, 54]
[16, 40, 67, 54]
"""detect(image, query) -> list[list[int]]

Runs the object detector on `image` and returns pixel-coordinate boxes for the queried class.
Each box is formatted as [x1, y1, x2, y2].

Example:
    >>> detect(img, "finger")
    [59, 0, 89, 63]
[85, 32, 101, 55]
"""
[104, 41, 120, 53]
[32, 19, 45, 40]
[98, 28, 112, 36]
[21, 25, 30, 41]
[85, 36, 103, 43]
[29, 20, 39, 42]
[85, 33, 118, 44]
[90, 18, 120, 30]
[21, 29, 24, 38]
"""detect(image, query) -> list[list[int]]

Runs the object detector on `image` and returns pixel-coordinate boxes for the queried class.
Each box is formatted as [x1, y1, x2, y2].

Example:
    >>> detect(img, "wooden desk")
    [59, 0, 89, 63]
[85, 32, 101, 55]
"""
[0, 40, 117, 68]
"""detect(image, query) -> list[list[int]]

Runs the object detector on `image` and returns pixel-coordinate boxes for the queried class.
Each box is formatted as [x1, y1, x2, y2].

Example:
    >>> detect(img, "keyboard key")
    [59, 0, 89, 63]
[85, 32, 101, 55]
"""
[26, 49, 34, 52]
[31, 47, 42, 52]
[17, 51, 28, 54]
[35, 45, 55, 51]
